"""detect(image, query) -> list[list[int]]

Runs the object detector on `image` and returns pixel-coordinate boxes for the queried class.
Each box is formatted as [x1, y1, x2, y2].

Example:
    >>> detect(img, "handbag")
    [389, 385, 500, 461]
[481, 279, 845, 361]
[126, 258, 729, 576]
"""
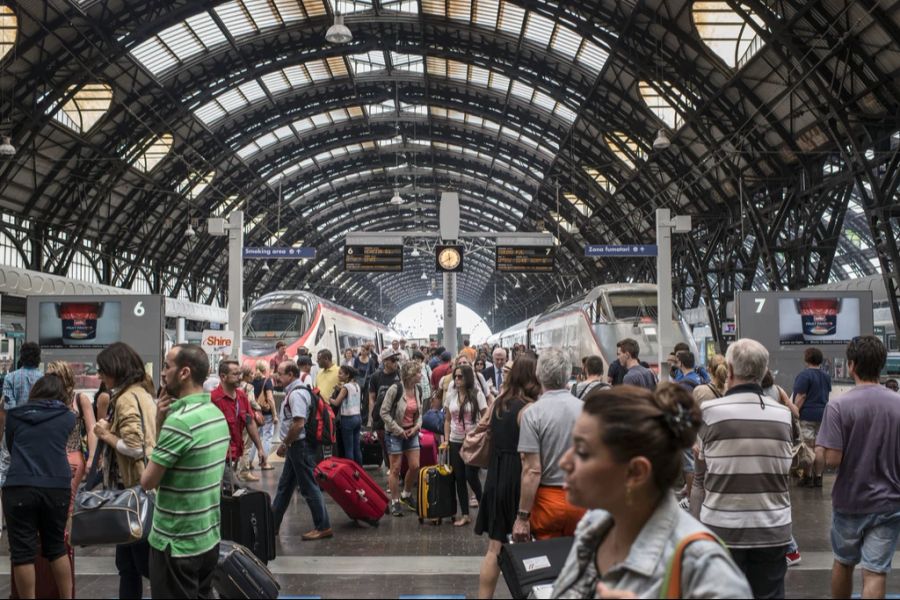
[660, 532, 721, 598]
[460, 407, 492, 468]
[70, 395, 155, 547]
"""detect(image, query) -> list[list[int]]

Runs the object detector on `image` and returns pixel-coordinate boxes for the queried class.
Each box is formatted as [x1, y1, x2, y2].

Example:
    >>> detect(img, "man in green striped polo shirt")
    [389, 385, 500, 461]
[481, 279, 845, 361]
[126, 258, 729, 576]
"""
[141, 344, 230, 599]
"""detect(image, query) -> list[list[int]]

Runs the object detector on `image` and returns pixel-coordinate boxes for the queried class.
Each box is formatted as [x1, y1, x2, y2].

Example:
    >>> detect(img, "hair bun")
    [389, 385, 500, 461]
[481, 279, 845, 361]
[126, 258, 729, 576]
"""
[653, 383, 701, 449]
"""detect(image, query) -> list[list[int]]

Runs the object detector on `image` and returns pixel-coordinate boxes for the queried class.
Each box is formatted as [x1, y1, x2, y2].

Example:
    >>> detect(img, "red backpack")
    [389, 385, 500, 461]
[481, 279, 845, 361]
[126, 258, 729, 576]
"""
[302, 385, 336, 446]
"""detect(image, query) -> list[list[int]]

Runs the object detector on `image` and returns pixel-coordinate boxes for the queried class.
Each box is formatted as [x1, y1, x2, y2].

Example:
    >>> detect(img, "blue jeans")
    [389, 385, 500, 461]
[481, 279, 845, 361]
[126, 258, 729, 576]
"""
[832, 509, 900, 573]
[272, 440, 331, 533]
[340, 414, 362, 466]
[248, 414, 275, 465]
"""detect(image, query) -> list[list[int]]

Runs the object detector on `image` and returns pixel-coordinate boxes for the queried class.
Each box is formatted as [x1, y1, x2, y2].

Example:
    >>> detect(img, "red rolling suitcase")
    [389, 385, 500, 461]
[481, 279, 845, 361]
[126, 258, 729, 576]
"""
[315, 457, 388, 526]
[401, 430, 438, 479]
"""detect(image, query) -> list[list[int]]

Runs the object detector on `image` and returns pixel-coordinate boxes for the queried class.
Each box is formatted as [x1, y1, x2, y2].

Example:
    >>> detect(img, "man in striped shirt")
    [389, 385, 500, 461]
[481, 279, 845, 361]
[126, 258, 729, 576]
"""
[692, 338, 794, 599]
[141, 344, 230, 599]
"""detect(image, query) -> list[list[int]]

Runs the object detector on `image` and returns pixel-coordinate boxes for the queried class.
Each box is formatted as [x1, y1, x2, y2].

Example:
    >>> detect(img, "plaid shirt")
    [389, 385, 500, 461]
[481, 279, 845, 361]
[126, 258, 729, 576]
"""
[1, 367, 42, 409]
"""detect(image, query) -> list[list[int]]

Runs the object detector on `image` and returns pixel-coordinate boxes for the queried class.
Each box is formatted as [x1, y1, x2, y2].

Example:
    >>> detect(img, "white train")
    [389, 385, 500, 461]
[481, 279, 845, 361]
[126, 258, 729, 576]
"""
[241, 291, 397, 367]
[487, 283, 696, 375]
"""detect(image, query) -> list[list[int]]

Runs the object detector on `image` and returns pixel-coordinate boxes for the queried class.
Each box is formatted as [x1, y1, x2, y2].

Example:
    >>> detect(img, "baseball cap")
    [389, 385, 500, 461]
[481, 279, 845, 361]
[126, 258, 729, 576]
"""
[382, 352, 402, 362]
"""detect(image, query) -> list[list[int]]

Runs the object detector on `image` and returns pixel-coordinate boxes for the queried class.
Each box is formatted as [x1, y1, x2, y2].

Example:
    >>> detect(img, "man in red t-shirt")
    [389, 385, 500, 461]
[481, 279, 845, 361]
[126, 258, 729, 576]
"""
[211, 359, 267, 481]
[430, 351, 453, 391]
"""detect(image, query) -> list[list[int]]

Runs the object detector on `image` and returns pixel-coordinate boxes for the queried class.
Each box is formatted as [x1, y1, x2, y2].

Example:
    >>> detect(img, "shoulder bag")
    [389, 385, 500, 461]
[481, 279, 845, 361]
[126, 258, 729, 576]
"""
[70, 395, 155, 547]
[460, 404, 492, 468]
[660, 531, 720, 598]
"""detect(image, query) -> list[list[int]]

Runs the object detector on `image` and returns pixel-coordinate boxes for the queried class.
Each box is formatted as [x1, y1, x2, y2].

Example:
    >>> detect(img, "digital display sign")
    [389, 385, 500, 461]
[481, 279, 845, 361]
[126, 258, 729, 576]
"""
[344, 245, 404, 272]
[496, 246, 555, 273]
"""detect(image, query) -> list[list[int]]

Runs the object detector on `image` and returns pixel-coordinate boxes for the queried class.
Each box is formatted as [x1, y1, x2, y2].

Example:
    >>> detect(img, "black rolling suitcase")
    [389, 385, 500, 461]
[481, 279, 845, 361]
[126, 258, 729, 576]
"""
[220, 487, 276, 564]
[214, 540, 280, 599]
[499, 536, 574, 599]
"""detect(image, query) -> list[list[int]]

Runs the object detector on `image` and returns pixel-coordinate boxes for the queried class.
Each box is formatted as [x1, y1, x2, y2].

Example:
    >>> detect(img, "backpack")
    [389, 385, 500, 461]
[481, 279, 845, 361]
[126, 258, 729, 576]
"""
[284, 384, 336, 445]
[382, 383, 423, 430]
[573, 379, 610, 400]
[371, 370, 400, 430]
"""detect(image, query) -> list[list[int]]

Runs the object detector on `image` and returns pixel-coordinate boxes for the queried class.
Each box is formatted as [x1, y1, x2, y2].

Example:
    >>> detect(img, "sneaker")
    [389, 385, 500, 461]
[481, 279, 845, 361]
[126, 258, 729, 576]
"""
[677, 497, 690, 512]
[400, 494, 418, 512]
[785, 551, 801, 566]
[301, 528, 333, 541]
[391, 501, 404, 517]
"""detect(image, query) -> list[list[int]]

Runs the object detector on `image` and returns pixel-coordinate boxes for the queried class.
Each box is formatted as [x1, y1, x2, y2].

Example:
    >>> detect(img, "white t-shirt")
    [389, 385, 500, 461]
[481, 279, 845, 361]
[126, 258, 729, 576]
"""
[340, 382, 361, 417]
[447, 387, 487, 443]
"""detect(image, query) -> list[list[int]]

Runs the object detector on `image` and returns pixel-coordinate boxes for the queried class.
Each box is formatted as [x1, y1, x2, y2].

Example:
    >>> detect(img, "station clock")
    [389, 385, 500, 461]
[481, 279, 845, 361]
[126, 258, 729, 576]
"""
[435, 245, 464, 272]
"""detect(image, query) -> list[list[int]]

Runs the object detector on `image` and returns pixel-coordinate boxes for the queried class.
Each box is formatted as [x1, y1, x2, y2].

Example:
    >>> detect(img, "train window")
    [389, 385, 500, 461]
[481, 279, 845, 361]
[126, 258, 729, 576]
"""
[607, 292, 659, 322]
[314, 317, 327, 345]
[0, 339, 7, 353]
[244, 310, 306, 338]
[889, 334, 897, 352]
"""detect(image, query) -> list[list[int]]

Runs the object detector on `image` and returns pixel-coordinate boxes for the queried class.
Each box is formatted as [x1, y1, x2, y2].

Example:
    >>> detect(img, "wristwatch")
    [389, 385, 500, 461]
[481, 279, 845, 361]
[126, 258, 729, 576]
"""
[516, 510, 531, 520]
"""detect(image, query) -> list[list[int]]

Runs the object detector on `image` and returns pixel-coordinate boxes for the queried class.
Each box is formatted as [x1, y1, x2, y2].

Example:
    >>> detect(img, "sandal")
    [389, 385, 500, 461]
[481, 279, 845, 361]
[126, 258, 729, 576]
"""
[453, 516, 471, 527]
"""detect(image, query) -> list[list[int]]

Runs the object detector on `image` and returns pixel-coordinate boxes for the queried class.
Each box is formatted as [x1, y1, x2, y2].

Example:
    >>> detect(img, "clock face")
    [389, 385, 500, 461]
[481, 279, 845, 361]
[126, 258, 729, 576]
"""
[439, 248, 461, 270]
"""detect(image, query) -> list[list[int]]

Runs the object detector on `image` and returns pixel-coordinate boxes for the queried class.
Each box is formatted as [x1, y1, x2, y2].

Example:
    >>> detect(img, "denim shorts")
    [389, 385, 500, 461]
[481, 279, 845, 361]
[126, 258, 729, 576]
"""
[831, 509, 900, 574]
[385, 431, 420, 455]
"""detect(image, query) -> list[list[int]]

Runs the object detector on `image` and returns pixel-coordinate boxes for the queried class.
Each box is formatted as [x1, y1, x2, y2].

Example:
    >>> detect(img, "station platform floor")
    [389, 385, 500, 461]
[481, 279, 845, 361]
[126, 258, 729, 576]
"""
[0, 463, 898, 599]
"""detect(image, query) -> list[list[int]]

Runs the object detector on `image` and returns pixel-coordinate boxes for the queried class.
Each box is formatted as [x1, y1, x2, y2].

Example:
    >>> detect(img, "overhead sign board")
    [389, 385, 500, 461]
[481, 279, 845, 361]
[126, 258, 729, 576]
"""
[496, 246, 556, 273]
[585, 244, 659, 257]
[243, 247, 316, 259]
[585, 244, 658, 257]
[344, 245, 404, 272]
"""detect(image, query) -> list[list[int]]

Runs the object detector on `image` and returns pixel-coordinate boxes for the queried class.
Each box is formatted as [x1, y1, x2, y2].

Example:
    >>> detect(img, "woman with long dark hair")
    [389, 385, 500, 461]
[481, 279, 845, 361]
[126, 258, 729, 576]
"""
[331, 365, 363, 465]
[3, 374, 75, 599]
[441, 364, 487, 527]
[93, 342, 157, 600]
[475, 356, 541, 598]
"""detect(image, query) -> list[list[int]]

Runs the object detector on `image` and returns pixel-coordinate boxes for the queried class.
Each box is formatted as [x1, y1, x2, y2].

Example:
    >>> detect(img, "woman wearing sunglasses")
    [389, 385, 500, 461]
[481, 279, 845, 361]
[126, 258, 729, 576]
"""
[441, 364, 487, 527]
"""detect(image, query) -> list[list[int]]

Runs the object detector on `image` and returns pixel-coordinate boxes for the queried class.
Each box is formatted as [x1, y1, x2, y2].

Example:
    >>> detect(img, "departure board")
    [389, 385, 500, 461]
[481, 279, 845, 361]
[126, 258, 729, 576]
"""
[495, 246, 556, 273]
[344, 245, 404, 272]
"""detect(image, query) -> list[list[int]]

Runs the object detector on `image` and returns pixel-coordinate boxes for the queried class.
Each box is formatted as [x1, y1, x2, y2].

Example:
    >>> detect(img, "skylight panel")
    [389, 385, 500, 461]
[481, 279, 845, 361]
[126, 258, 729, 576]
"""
[448, 0, 473, 21]
[215, 2, 258, 37]
[473, 0, 499, 27]
[497, 1, 525, 35]
[216, 88, 247, 112]
[261, 71, 292, 94]
[329, 0, 374, 14]
[326, 56, 349, 77]
[239, 80, 266, 103]
[523, 12, 553, 47]
[0, 6, 16, 63]
[510, 81, 534, 101]
[532, 90, 555, 112]
[347, 106, 365, 118]
[382, 0, 419, 13]
[447, 59, 468, 81]
[604, 131, 644, 170]
[553, 103, 577, 124]
[564, 192, 589, 216]
[307, 59, 333, 81]
[177, 170, 216, 200]
[488, 72, 510, 93]
[157, 23, 204, 62]
[391, 52, 424, 72]
[195, 102, 227, 124]
[294, 117, 314, 132]
[50, 83, 114, 133]
[692, 1, 766, 68]
[304, 0, 329, 17]
[130, 38, 178, 75]
[426, 56, 447, 77]
[422, 0, 444, 15]
[274, 0, 307, 22]
[639, 81, 687, 130]
[467, 65, 490, 87]
[349, 51, 387, 74]
[129, 134, 173, 173]
[244, 213, 267, 234]
[576, 40, 609, 75]
[186, 13, 228, 50]
[244, 0, 281, 30]
[283, 64, 314, 87]
[311, 112, 332, 127]
[551, 24, 581, 60]
[256, 132, 278, 149]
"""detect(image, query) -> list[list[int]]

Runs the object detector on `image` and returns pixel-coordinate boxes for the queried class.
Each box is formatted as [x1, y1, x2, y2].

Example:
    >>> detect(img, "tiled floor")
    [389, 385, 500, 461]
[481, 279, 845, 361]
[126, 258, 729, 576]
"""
[1, 465, 899, 598]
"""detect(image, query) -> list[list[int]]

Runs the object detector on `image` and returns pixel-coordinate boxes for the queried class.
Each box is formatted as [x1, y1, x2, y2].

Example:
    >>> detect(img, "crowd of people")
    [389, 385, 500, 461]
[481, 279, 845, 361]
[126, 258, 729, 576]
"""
[0, 331, 899, 598]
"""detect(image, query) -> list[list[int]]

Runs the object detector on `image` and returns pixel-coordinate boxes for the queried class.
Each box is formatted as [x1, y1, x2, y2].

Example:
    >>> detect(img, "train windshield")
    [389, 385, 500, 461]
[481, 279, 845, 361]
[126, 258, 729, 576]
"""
[243, 310, 306, 339]
[607, 292, 659, 322]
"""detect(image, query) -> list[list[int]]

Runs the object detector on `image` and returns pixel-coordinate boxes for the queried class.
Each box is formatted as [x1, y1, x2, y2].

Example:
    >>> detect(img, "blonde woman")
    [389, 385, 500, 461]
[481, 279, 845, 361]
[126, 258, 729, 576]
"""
[44, 361, 97, 502]
[693, 354, 727, 404]
[251, 360, 277, 470]
[380, 361, 424, 517]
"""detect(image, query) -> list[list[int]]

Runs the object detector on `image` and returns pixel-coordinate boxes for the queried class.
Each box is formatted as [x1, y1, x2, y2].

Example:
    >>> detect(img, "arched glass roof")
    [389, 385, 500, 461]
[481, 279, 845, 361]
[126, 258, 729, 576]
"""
[692, 1, 766, 69]
[0, 5, 15, 62]
[48, 84, 114, 133]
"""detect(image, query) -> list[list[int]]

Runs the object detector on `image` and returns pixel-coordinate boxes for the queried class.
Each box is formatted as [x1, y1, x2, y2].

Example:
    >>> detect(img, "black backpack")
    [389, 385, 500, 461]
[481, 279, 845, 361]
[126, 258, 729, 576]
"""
[371, 370, 400, 430]
[573, 380, 610, 400]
